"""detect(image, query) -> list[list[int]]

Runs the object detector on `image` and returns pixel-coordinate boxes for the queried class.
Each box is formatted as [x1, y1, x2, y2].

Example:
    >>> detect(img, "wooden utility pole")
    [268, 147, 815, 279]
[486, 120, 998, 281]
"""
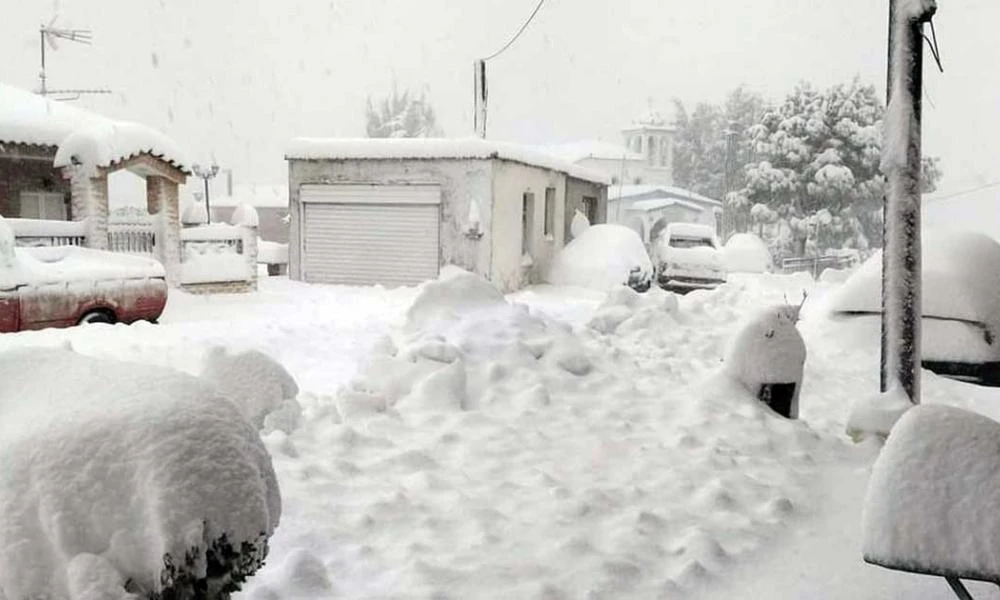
[880, 0, 937, 402]
[473, 60, 488, 138]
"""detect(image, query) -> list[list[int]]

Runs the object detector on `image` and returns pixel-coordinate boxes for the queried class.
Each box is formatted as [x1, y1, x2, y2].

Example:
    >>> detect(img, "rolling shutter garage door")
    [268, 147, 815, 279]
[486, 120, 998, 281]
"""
[300, 184, 441, 286]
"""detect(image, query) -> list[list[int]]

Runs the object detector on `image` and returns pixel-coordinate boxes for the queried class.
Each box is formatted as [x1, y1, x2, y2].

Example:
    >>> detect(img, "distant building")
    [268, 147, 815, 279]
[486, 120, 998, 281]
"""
[609, 185, 722, 246]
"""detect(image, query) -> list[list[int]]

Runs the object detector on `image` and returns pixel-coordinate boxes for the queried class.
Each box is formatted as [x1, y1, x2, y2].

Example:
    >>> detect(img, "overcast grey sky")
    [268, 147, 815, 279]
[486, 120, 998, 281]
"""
[2, 0, 997, 196]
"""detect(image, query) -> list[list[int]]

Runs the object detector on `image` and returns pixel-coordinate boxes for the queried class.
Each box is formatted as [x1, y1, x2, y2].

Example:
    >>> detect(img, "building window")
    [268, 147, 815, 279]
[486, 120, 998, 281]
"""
[19, 191, 66, 220]
[544, 187, 556, 236]
[647, 136, 655, 165]
[582, 195, 598, 224]
[522, 192, 535, 255]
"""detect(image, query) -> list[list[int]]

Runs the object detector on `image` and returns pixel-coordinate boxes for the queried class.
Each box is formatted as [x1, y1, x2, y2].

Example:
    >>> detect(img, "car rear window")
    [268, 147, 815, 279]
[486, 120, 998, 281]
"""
[669, 236, 715, 249]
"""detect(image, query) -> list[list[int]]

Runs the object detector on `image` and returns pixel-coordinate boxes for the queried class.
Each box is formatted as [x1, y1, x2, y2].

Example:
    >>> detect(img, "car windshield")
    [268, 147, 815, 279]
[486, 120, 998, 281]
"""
[669, 236, 715, 249]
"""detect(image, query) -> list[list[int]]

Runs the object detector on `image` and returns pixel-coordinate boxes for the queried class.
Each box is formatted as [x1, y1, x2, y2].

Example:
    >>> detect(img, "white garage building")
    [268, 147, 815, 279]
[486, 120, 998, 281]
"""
[284, 138, 609, 292]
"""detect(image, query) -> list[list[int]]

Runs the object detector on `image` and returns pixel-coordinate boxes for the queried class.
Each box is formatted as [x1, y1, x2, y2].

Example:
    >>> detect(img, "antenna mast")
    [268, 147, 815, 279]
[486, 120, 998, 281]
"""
[38, 19, 111, 100]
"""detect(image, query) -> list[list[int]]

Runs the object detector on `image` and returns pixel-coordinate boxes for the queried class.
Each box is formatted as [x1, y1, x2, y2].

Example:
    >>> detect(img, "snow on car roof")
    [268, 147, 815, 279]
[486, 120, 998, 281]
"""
[608, 184, 722, 206]
[666, 221, 717, 238]
[11, 245, 165, 287]
[0, 82, 187, 172]
[284, 137, 611, 185]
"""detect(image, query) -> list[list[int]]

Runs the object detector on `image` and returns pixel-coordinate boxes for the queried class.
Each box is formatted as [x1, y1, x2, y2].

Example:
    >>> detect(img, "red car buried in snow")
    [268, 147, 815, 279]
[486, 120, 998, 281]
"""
[0, 245, 167, 333]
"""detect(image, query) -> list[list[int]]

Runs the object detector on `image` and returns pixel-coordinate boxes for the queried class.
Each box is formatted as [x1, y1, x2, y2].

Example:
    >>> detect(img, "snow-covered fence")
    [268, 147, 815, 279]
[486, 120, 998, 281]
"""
[180, 223, 258, 292]
[781, 254, 855, 278]
[107, 221, 155, 256]
[7, 218, 87, 248]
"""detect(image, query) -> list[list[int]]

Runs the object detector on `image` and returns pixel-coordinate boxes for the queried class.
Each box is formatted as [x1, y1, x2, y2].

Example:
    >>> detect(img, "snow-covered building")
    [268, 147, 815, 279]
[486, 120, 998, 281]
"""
[284, 137, 609, 292]
[0, 82, 258, 293]
[609, 184, 723, 246]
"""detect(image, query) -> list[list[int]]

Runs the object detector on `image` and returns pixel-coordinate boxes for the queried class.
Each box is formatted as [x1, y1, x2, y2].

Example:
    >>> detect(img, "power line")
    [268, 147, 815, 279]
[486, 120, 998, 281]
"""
[482, 0, 547, 61]
[925, 180, 1000, 202]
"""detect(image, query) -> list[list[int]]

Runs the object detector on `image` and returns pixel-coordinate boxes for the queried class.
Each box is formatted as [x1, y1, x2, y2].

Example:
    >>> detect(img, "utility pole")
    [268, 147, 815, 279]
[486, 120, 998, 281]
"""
[880, 0, 937, 402]
[473, 59, 487, 138]
[722, 123, 737, 240]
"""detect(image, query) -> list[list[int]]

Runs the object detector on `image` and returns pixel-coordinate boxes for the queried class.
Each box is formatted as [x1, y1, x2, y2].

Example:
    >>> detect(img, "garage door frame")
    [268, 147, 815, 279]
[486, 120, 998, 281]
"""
[298, 183, 442, 286]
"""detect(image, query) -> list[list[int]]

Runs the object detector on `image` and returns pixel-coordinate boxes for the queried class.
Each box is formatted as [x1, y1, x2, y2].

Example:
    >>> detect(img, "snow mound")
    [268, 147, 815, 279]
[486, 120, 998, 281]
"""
[588, 285, 680, 335]
[546, 224, 652, 292]
[404, 268, 506, 333]
[200, 347, 301, 431]
[181, 200, 208, 225]
[0, 348, 280, 599]
[53, 121, 188, 173]
[723, 233, 773, 273]
[827, 229, 1000, 331]
[724, 304, 806, 418]
[231, 203, 261, 228]
[863, 404, 1000, 580]
[570, 209, 590, 238]
[845, 385, 913, 442]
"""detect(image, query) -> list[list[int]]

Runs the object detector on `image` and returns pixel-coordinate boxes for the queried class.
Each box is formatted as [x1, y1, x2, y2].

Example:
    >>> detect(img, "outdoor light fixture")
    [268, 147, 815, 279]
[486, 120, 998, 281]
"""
[191, 163, 220, 224]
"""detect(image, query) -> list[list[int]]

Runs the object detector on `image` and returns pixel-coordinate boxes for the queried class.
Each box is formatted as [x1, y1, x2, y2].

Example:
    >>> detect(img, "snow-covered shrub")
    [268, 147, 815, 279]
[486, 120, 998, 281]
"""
[200, 347, 300, 430]
[230, 204, 260, 228]
[722, 232, 773, 273]
[0, 348, 281, 599]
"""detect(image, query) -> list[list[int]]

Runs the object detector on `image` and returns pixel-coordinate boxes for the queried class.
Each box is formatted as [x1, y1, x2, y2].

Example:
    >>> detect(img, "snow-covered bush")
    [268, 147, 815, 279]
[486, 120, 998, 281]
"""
[200, 347, 301, 432]
[0, 348, 281, 599]
[229, 203, 260, 228]
[545, 224, 652, 292]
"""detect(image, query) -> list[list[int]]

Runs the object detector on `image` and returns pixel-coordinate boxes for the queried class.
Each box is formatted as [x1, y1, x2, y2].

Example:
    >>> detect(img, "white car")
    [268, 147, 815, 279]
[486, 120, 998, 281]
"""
[654, 222, 727, 292]
[826, 229, 1000, 386]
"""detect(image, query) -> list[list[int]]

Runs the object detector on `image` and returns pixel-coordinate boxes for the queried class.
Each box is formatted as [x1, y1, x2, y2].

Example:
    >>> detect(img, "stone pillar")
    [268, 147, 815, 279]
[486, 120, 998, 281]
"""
[147, 175, 182, 287]
[241, 225, 259, 292]
[63, 165, 109, 250]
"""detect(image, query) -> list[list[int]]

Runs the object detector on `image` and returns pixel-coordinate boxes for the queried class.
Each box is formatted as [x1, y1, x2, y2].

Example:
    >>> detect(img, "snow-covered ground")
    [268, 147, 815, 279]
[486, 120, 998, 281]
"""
[3, 272, 1000, 599]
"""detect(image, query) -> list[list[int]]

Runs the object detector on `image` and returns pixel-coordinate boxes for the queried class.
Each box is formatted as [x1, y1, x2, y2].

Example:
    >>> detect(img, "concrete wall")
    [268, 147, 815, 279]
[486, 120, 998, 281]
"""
[287, 158, 494, 284]
[491, 161, 569, 291]
[564, 176, 608, 243]
[0, 145, 70, 218]
[211, 206, 289, 243]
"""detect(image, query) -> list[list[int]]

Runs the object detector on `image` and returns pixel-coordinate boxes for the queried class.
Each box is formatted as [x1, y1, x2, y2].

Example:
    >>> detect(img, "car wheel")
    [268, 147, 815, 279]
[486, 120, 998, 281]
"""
[78, 310, 116, 325]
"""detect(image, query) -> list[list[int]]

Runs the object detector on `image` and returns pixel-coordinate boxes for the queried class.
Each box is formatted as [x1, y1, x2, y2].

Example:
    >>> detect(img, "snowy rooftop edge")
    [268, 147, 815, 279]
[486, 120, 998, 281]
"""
[609, 184, 723, 206]
[284, 137, 611, 185]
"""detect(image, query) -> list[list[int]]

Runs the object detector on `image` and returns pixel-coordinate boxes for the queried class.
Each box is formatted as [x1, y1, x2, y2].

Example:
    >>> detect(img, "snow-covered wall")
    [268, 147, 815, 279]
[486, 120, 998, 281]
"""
[491, 160, 566, 291]
[287, 158, 494, 283]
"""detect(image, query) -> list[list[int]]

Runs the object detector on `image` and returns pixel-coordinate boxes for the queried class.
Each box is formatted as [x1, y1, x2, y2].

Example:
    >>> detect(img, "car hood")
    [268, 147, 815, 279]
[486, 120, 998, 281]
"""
[8, 246, 166, 288]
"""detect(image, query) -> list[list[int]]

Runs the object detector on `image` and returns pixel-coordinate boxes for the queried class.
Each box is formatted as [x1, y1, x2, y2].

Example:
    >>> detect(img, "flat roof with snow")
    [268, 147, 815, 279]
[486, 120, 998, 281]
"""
[539, 141, 645, 164]
[285, 137, 610, 186]
[609, 184, 722, 207]
[0, 82, 187, 173]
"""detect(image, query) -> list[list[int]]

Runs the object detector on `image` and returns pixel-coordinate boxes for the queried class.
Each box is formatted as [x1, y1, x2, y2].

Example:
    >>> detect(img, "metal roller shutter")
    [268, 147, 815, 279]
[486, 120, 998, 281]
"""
[300, 185, 441, 287]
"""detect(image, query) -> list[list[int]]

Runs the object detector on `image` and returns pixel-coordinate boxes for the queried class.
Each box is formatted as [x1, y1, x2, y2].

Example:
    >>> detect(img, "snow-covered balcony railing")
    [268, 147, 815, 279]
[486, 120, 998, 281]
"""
[7, 218, 87, 248]
[179, 223, 258, 293]
[107, 219, 155, 256]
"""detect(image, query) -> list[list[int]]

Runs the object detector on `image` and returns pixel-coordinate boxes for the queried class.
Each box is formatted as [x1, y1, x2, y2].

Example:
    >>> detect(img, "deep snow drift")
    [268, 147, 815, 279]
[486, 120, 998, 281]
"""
[0, 348, 281, 599]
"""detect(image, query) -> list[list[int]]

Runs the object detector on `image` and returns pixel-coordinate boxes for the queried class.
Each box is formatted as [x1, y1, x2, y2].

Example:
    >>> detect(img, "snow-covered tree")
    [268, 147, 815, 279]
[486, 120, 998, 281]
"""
[365, 83, 442, 138]
[739, 80, 941, 258]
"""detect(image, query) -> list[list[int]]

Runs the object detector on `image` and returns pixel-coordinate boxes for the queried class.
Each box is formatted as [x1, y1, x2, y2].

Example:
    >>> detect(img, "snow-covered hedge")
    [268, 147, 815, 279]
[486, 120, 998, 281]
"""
[0, 348, 281, 599]
[722, 233, 773, 273]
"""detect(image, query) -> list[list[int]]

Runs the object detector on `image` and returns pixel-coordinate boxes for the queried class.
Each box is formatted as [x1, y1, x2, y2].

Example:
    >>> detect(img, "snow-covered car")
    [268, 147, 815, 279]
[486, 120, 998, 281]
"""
[654, 222, 727, 292]
[826, 230, 1000, 385]
[0, 245, 168, 333]
[546, 223, 653, 292]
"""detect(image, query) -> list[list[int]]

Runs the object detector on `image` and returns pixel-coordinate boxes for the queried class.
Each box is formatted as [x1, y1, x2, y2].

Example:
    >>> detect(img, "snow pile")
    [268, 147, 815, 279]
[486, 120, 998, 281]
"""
[201, 347, 301, 431]
[545, 224, 652, 292]
[722, 233, 773, 273]
[0, 82, 110, 147]
[53, 121, 188, 173]
[724, 304, 807, 418]
[181, 200, 209, 225]
[587, 285, 680, 335]
[257, 240, 289, 265]
[570, 209, 590, 238]
[845, 385, 913, 442]
[4, 217, 87, 238]
[0, 348, 280, 599]
[863, 403, 1000, 579]
[231, 203, 261, 228]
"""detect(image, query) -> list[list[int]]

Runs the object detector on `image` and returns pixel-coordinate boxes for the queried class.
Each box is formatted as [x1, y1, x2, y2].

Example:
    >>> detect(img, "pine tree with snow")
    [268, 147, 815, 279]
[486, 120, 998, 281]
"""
[739, 79, 940, 258]
[365, 82, 442, 138]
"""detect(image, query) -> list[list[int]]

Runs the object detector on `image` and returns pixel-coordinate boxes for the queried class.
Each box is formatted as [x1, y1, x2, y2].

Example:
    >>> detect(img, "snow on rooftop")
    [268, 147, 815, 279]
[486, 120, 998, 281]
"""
[538, 141, 645, 164]
[609, 184, 722, 206]
[0, 82, 186, 172]
[285, 137, 611, 185]
[626, 197, 706, 212]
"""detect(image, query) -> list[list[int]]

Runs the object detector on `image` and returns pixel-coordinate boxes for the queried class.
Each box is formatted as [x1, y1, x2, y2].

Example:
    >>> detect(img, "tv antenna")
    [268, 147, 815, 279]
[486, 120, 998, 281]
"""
[38, 16, 111, 101]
